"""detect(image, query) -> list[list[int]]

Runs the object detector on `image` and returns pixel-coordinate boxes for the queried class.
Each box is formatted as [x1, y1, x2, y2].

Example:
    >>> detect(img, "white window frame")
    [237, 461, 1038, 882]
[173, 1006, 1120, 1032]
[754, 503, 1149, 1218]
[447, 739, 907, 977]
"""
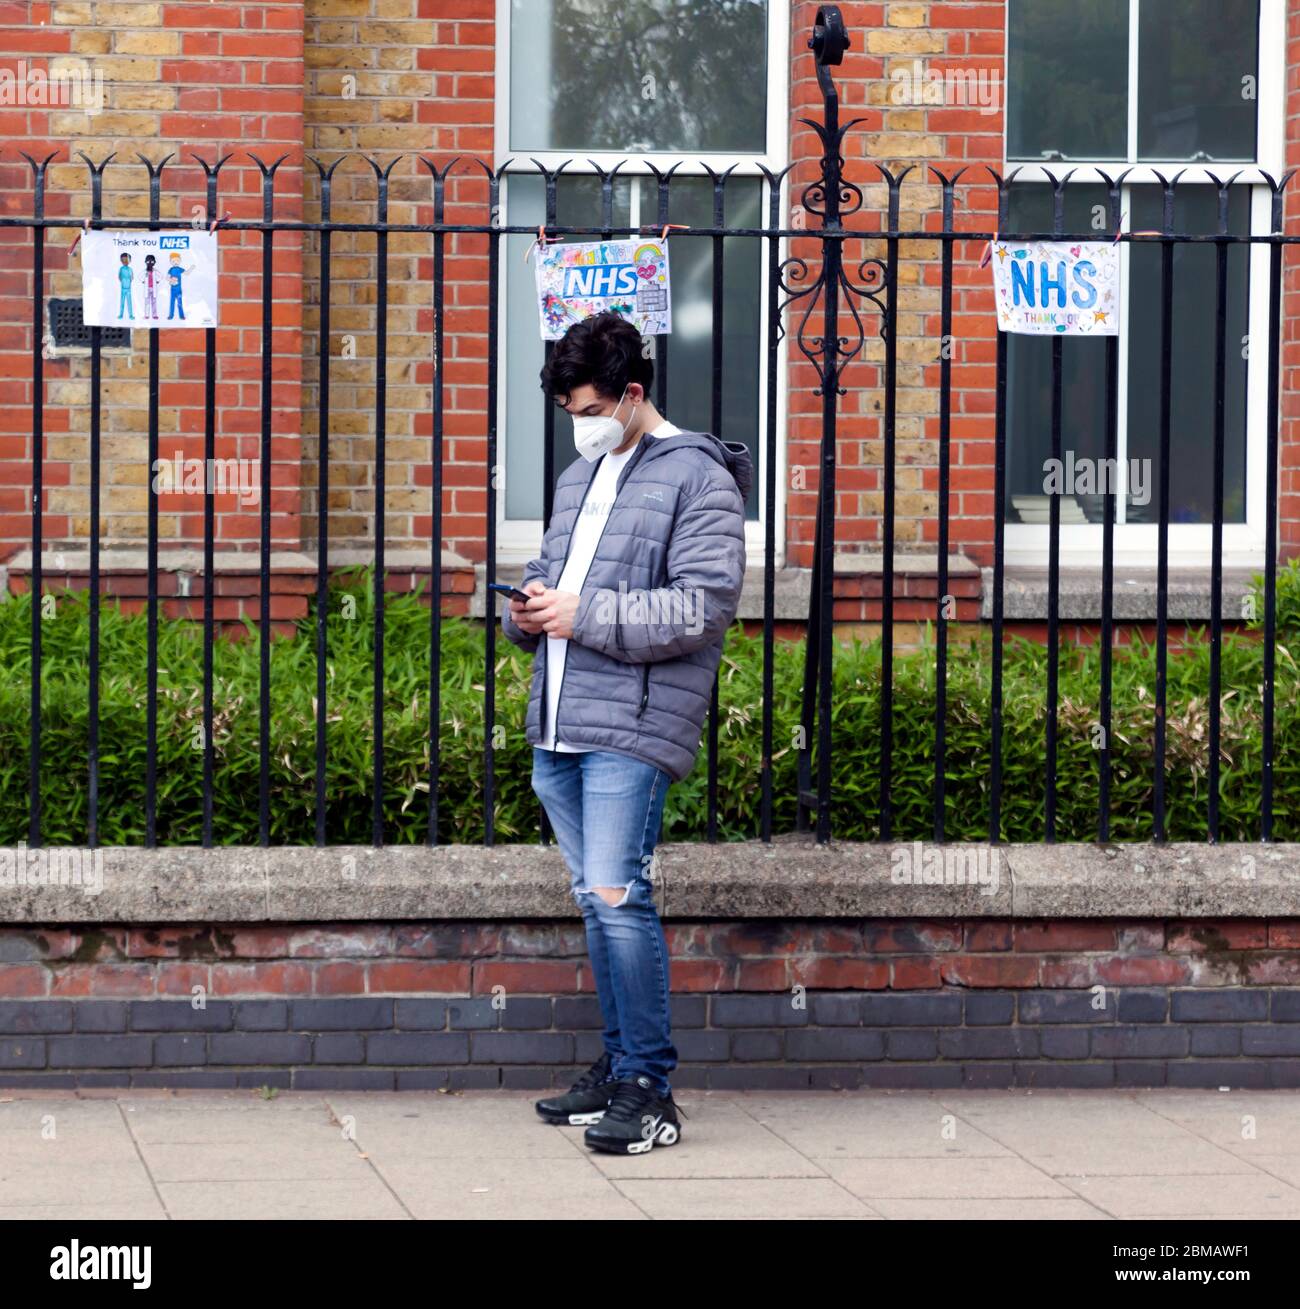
[1003, 0, 1285, 569]
[491, 0, 791, 565]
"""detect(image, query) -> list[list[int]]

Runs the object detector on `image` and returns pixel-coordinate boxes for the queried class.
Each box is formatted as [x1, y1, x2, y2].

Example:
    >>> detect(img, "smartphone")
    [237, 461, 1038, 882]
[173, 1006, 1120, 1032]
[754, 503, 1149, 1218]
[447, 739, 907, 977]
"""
[487, 582, 532, 604]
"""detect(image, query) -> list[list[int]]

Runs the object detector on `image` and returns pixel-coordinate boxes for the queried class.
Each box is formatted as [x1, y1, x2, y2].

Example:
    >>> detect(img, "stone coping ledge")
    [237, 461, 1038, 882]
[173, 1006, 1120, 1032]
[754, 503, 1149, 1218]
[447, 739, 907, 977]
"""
[4, 548, 471, 575]
[984, 567, 1258, 621]
[476, 563, 826, 621]
[834, 553, 980, 577]
[3, 552, 973, 624]
[475, 554, 979, 620]
[1, 840, 1296, 923]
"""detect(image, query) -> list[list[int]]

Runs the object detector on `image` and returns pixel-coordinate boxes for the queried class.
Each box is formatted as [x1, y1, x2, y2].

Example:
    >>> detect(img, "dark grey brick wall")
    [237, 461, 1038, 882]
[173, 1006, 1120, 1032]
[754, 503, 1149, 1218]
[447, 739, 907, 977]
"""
[1, 989, 1299, 1089]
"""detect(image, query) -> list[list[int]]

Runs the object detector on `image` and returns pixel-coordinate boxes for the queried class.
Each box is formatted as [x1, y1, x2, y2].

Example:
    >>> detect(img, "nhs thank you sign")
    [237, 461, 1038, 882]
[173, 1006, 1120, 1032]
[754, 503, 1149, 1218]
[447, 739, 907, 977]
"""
[533, 238, 670, 341]
[80, 230, 219, 329]
[991, 240, 1119, 336]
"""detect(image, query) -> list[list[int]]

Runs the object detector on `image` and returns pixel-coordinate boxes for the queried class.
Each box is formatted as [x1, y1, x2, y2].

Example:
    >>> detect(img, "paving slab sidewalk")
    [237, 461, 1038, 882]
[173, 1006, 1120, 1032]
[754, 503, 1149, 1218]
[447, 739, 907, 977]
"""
[2, 1088, 1300, 1220]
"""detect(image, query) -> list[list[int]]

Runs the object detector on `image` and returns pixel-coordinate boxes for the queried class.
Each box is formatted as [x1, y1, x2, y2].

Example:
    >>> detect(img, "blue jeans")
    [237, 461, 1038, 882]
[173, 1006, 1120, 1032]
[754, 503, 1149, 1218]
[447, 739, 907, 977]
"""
[531, 747, 676, 1095]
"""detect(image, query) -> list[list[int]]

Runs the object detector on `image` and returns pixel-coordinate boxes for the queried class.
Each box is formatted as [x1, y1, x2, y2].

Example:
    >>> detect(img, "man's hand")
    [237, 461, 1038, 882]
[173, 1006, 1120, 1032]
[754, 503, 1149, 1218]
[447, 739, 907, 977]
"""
[508, 580, 548, 636]
[525, 587, 580, 640]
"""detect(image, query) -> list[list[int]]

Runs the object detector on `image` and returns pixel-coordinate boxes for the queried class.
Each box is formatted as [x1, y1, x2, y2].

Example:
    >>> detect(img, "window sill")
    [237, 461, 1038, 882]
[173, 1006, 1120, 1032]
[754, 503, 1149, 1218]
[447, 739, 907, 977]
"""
[984, 566, 1261, 622]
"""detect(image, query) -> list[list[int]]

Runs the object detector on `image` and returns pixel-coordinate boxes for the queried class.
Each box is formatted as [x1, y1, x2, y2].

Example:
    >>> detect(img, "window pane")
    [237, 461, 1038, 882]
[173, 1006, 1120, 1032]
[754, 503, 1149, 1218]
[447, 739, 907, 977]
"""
[1125, 184, 1250, 523]
[1007, 0, 1128, 161]
[650, 177, 762, 519]
[502, 175, 762, 522]
[509, 0, 769, 154]
[1137, 0, 1259, 162]
[503, 174, 633, 521]
[1005, 184, 1112, 525]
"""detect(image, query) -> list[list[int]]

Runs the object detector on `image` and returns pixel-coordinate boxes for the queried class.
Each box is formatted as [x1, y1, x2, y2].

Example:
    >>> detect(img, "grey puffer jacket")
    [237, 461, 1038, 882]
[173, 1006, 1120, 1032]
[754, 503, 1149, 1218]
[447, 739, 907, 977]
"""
[501, 429, 751, 782]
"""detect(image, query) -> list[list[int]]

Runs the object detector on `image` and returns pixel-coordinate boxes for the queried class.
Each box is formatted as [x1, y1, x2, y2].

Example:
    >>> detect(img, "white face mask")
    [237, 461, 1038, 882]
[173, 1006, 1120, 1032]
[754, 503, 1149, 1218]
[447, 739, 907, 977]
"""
[570, 386, 638, 462]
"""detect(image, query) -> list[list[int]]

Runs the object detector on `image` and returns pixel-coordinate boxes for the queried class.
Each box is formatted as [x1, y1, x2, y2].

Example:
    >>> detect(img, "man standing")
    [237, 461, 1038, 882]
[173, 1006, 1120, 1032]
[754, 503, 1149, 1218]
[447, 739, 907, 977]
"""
[501, 311, 749, 1155]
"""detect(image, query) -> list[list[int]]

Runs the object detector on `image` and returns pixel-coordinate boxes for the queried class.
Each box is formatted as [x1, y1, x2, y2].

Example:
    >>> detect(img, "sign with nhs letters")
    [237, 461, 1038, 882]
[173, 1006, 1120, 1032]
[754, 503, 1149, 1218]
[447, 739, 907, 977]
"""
[80, 229, 220, 328]
[991, 239, 1119, 336]
[533, 238, 671, 341]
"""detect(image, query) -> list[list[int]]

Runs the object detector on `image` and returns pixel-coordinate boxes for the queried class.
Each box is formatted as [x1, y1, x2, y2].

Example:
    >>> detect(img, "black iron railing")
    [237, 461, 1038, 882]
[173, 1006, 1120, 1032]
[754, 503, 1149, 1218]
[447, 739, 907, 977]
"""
[0, 6, 1294, 849]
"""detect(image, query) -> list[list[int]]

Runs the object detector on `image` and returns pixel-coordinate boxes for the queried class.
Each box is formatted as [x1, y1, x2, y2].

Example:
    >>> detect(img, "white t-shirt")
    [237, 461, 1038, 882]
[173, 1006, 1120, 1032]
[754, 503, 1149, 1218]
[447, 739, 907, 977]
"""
[539, 419, 681, 751]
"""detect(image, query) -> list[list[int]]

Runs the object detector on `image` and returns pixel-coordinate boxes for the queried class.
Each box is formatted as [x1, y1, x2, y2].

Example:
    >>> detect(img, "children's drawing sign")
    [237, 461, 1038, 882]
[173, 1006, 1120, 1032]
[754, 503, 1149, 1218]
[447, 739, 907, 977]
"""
[533, 238, 671, 341]
[80, 230, 220, 329]
[991, 240, 1119, 336]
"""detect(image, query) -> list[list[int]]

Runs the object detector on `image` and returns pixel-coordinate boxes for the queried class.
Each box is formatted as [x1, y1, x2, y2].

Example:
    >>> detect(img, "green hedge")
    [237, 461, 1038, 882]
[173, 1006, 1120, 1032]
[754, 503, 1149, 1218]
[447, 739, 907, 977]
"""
[1, 565, 1297, 845]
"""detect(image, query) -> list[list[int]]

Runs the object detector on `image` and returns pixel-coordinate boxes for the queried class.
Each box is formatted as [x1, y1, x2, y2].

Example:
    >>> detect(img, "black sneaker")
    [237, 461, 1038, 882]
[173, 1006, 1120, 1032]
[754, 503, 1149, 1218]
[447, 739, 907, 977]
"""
[582, 1076, 682, 1155]
[534, 1052, 617, 1126]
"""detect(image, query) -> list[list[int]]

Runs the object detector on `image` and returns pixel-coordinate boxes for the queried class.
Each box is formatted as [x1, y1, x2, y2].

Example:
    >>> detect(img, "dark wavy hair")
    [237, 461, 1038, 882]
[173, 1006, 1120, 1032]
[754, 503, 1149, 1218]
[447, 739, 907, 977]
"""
[539, 311, 653, 408]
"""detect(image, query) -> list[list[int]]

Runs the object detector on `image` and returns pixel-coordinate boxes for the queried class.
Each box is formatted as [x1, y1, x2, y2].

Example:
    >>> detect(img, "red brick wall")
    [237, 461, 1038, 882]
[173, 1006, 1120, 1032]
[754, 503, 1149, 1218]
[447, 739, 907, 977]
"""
[785, 0, 1004, 569]
[0, 0, 305, 562]
[5, 917, 1297, 1089]
[1, 0, 1297, 585]
[3, 918, 1298, 997]
[412, 0, 496, 561]
[301, 0, 494, 557]
[1284, 0, 1300, 556]
[789, 0, 1300, 573]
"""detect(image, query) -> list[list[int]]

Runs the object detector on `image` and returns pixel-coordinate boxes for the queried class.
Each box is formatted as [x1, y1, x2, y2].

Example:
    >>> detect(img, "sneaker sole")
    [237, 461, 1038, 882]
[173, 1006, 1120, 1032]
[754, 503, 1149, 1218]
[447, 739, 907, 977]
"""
[585, 1121, 680, 1154]
[535, 1107, 606, 1126]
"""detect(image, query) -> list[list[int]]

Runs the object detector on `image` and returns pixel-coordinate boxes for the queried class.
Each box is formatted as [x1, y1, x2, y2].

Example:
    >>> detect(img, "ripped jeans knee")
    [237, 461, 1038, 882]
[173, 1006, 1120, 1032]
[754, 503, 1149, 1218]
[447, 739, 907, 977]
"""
[575, 873, 654, 912]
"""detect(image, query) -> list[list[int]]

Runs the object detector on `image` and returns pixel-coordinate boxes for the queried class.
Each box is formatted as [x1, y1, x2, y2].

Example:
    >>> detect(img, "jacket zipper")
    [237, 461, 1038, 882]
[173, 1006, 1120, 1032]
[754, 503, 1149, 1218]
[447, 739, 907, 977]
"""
[627, 436, 665, 723]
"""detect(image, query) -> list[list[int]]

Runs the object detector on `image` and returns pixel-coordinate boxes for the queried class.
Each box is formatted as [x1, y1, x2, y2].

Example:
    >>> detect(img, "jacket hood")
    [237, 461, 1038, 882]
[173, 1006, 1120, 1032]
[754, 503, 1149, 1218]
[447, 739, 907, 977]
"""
[636, 428, 753, 501]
